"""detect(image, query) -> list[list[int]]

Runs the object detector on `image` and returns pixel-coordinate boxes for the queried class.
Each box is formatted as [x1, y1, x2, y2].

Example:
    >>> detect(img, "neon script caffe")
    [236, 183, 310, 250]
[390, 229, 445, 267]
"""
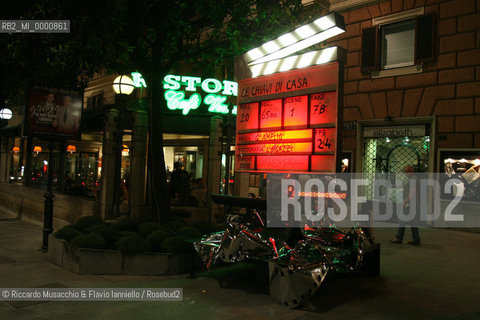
[163, 75, 238, 115]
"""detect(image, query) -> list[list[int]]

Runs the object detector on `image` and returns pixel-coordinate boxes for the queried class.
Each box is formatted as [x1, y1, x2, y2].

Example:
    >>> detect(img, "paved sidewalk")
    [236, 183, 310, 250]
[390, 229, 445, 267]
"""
[0, 212, 480, 320]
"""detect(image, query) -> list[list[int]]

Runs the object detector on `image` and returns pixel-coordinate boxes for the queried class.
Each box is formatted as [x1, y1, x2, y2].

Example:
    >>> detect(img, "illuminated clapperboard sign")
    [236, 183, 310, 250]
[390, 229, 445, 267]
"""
[235, 12, 346, 173]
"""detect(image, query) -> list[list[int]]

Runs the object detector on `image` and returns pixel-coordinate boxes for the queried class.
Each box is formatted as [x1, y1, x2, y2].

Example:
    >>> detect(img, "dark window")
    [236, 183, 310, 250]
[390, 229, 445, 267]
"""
[361, 13, 435, 73]
[92, 93, 103, 108]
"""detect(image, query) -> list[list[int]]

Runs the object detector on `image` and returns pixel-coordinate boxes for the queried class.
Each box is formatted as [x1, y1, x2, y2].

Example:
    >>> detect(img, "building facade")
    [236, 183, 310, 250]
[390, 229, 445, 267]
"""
[326, 0, 479, 176]
[0, 0, 478, 227]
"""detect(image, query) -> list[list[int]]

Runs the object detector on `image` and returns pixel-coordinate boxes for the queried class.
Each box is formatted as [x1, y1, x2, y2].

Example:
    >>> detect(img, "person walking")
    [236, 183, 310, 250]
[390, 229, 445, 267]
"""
[391, 165, 421, 245]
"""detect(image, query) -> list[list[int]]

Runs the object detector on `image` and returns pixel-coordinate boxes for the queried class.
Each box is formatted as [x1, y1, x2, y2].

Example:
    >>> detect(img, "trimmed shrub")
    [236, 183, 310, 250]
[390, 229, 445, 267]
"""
[73, 216, 103, 232]
[137, 222, 162, 237]
[161, 235, 190, 253]
[147, 230, 171, 252]
[115, 233, 150, 253]
[194, 222, 224, 235]
[70, 233, 106, 249]
[86, 223, 120, 248]
[165, 219, 186, 231]
[112, 218, 139, 232]
[54, 225, 82, 241]
[119, 231, 137, 238]
[176, 226, 202, 239]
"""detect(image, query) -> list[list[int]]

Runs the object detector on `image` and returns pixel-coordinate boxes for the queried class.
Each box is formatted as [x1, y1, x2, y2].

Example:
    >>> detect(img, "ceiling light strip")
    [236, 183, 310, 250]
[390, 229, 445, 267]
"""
[250, 46, 339, 78]
[244, 12, 345, 66]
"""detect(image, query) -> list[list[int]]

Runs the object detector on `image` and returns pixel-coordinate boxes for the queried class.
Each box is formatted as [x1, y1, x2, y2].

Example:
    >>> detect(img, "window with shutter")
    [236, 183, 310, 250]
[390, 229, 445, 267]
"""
[381, 19, 415, 69]
[361, 8, 435, 77]
[361, 27, 378, 73]
[415, 13, 435, 64]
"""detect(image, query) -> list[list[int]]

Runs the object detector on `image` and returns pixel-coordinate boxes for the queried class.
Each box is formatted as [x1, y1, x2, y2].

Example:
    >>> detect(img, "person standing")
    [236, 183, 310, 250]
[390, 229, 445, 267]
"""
[30, 92, 58, 125]
[391, 165, 421, 245]
[169, 162, 190, 204]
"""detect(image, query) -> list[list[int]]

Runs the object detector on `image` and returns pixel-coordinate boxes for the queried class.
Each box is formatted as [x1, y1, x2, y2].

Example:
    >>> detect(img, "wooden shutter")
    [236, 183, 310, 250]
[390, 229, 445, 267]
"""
[415, 13, 435, 64]
[361, 26, 378, 73]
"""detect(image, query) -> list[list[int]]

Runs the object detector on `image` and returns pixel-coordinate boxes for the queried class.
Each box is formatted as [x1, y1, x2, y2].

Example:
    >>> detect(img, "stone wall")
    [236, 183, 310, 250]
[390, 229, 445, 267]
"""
[0, 183, 100, 229]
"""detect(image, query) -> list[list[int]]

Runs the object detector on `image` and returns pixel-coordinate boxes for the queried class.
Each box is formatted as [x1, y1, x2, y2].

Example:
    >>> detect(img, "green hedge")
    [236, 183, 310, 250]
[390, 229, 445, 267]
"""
[176, 226, 202, 239]
[115, 233, 150, 253]
[161, 235, 190, 253]
[147, 230, 171, 252]
[70, 233, 106, 249]
[58, 217, 214, 254]
[137, 222, 162, 237]
[54, 225, 83, 241]
[164, 220, 187, 231]
[86, 223, 120, 248]
[73, 216, 103, 232]
[112, 218, 139, 232]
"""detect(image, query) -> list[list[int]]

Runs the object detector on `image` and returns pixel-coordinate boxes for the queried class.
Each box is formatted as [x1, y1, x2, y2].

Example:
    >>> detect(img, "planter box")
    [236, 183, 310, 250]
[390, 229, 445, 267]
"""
[48, 235, 193, 275]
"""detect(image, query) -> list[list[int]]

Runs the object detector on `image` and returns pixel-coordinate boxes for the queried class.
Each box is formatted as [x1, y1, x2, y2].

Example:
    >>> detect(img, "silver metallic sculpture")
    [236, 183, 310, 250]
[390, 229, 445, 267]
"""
[193, 207, 375, 306]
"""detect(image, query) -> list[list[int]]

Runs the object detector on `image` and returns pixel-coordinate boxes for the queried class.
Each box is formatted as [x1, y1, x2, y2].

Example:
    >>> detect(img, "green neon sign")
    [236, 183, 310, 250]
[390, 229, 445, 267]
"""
[131, 72, 147, 88]
[163, 75, 237, 115]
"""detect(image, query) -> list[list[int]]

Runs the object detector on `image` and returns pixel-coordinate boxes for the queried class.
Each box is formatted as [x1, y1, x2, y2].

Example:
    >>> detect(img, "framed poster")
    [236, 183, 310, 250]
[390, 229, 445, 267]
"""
[23, 85, 83, 139]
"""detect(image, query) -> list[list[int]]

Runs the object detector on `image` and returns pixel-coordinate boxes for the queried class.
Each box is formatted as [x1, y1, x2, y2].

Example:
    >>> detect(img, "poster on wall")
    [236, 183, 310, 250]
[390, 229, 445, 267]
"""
[23, 85, 83, 139]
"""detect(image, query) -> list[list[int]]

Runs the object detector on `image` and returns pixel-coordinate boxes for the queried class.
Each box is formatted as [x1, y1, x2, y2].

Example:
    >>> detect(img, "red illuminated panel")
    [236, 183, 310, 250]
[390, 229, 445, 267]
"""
[314, 128, 336, 153]
[237, 103, 259, 132]
[260, 99, 282, 129]
[284, 95, 308, 128]
[237, 129, 312, 144]
[311, 155, 336, 172]
[257, 155, 309, 171]
[235, 155, 256, 171]
[238, 63, 339, 102]
[309, 92, 337, 126]
[237, 142, 312, 155]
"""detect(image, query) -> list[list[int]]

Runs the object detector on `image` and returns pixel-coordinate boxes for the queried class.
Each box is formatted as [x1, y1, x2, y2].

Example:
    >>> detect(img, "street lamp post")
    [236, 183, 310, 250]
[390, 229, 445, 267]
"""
[41, 142, 56, 252]
[112, 75, 135, 216]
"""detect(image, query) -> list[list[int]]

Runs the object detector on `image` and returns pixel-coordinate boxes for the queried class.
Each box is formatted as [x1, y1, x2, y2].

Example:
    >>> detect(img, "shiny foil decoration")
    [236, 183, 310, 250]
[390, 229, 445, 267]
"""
[193, 211, 373, 306]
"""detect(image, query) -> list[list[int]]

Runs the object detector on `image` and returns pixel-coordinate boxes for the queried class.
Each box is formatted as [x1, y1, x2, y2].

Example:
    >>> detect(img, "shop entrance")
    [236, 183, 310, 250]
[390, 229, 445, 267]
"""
[363, 135, 430, 174]
[360, 122, 433, 201]
[163, 134, 209, 207]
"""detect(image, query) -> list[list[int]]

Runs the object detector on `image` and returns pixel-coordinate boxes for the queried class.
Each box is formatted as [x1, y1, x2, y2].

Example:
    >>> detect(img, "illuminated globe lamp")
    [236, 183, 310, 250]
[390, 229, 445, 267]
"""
[0, 108, 13, 120]
[112, 75, 135, 95]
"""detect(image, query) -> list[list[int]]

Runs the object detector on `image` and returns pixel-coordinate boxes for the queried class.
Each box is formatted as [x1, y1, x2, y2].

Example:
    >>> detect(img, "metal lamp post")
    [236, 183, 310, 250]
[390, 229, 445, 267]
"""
[42, 142, 56, 252]
[112, 75, 135, 216]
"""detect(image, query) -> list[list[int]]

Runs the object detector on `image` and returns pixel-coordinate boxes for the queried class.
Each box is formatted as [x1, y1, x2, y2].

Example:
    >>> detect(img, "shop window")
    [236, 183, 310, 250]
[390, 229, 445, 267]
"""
[86, 93, 103, 109]
[64, 152, 100, 199]
[341, 152, 352, 173]
[9, 138, 24, 183]
[29, 144, 58, 187]
[361, 9, 435, 75]
[362, 134, 431, 200]
[439, 150, 480, 202]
